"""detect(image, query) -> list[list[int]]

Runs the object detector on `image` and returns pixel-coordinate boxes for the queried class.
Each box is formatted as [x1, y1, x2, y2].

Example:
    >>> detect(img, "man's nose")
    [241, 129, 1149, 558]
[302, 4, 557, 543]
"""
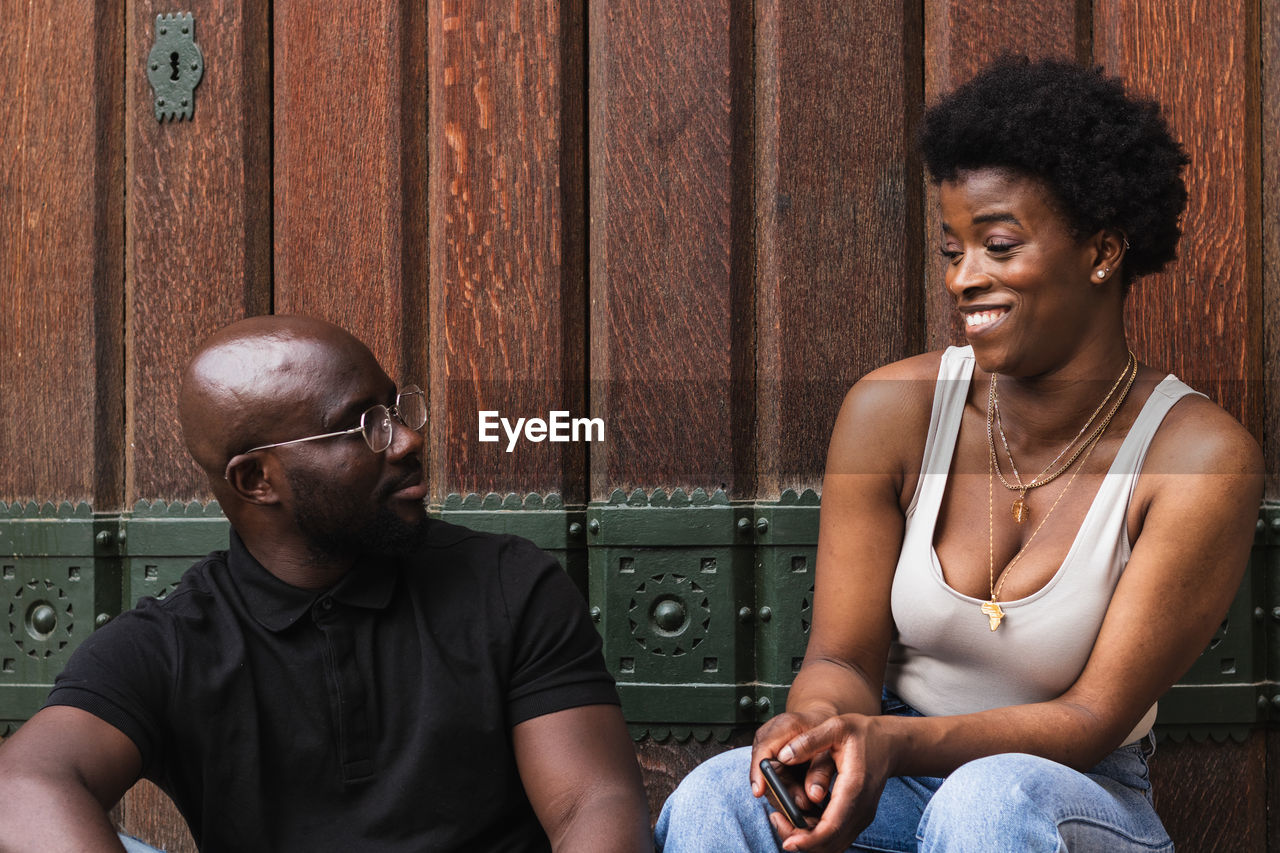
[385, 416, 425, 459]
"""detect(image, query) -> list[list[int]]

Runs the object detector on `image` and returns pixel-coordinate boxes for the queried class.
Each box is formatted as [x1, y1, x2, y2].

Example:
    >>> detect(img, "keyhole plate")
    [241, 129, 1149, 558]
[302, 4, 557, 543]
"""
[146, 13, 204, 122]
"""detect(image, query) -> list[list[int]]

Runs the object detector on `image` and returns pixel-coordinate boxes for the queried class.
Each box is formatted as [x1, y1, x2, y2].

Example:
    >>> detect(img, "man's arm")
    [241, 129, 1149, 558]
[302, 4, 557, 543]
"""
[0, 706, 142, 853]
[513, 703, 650, 853]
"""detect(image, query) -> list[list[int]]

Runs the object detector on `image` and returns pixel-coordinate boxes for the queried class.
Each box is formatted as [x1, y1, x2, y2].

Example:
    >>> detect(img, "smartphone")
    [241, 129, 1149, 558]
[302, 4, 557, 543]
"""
[759, 758, 809, 829]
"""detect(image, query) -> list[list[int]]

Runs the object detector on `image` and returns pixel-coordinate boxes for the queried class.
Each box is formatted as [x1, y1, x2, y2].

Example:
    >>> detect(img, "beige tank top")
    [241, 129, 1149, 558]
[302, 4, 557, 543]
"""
[883, 346, 1201, 745]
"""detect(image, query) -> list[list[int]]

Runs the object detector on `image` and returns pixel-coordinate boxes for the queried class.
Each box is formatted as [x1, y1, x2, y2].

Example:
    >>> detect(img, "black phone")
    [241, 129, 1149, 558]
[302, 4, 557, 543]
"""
[759, 758, 809, 829]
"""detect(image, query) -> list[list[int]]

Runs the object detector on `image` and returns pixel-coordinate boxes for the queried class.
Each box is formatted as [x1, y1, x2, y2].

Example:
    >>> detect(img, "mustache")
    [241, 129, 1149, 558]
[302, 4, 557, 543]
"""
[379, 462, 424, 498]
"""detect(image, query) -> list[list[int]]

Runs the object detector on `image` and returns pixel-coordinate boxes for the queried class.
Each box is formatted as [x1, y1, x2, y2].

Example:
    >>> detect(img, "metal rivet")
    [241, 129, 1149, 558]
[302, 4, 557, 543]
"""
[95, 530, 114, 547]
[1271, 607, 1280, 622]
[1256, 607, 1266, 621]
[654, 600, 686, 632]
[738, 696, 753, 710]
[190, 61, 198, 71]
[1258, 695, 1270, 711]
[1271, 695, 1280, 710]
[759, 606, 773, 623]
[737, 606, 753, 623]
[737, 517, 751, 533]
[568, 521, 583, 537]
[756, 518, 769, 534]
[1270, 517, 1280, 532]
[31, 604, 56, 635]
[588, 519, 600, 535]
[159, 26, 167, 35]
[181, 98, 188, 107]
[589, 606, 601, 623]
[150, 62, 159, 70]
[95, 613, 111, 628]
[158, 98, 166, 107]
[181, 26, 189, 34]
[756, 697, 771, 713]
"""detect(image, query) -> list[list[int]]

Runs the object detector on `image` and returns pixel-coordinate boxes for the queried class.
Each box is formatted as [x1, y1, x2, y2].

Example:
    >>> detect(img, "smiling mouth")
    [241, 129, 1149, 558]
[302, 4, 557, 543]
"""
[964, 308, 1009, 333]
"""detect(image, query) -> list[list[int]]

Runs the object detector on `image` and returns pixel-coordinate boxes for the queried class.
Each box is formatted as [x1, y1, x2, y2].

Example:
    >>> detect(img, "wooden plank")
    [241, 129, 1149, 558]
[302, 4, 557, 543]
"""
[1149, 734, 1266, 852]
[0, 1, 124, 505]
[921, 0, 1088, 352]
[125, 0, 271, 502]
[426, 0, 587, 500]
[754, 0, 923, 496]
[273, 1, 426, 391]
[1095, 0, 1262, 439]
[588, 0, 749, 497]
[1263, 0, 1280, 496]
[117, 780, 196, 852]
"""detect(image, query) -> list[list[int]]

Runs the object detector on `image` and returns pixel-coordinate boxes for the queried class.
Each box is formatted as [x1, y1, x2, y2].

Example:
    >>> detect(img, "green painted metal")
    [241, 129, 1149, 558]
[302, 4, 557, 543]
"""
[146, 13, 204, 121]
[0, 496, 1276, 743]
[0, 503, 101, 732]
[122, 501, 230, 608]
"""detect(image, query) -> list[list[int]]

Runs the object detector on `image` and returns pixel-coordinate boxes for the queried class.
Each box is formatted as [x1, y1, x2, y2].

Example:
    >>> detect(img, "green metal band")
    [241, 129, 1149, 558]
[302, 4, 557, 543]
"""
[1, 495, 1274, 743]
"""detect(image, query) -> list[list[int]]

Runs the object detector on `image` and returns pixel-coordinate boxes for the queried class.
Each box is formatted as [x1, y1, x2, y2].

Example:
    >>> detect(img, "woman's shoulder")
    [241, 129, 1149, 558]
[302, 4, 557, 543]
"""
[1145, 380, 1262, 479]
[828, 350, 958, 470]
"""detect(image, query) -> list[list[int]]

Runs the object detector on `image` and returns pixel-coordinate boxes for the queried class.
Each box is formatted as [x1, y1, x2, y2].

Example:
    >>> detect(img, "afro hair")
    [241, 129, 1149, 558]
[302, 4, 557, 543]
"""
[920, 55, 1189, 282]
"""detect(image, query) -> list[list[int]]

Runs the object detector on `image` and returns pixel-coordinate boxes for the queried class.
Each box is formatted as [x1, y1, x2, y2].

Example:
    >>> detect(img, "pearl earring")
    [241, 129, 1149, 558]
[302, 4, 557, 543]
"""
[1097, 270, 1106, 279]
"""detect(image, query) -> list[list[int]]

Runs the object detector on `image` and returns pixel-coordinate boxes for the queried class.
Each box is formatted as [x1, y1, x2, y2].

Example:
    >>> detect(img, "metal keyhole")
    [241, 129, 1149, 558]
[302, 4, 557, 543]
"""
[169, 52, 181, 81]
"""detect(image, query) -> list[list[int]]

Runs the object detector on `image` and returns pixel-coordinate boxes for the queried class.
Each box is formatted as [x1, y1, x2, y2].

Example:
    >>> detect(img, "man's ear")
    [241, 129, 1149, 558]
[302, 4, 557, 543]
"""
[223, 454, 283, 505]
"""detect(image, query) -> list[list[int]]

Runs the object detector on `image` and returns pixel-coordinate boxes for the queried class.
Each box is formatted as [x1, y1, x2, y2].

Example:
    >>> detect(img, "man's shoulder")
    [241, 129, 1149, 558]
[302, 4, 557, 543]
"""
[418, 519, 556, 570]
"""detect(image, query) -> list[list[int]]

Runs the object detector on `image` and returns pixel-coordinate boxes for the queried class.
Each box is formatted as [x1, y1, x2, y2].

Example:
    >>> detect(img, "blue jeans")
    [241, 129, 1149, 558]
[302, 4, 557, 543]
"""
[118, 835, 163, 852]
[655, 693, 1172, 852]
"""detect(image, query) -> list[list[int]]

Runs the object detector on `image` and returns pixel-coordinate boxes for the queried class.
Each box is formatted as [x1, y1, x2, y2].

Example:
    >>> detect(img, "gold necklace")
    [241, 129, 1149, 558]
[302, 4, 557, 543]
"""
[981, 356, 1137, 631]
[987, 350, 1135, 524]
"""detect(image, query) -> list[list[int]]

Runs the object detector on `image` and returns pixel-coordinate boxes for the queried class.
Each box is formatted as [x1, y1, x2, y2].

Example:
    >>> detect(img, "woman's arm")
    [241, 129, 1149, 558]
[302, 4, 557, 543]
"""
[748, 356, 937, 829]
[772, 395, 1263, 853]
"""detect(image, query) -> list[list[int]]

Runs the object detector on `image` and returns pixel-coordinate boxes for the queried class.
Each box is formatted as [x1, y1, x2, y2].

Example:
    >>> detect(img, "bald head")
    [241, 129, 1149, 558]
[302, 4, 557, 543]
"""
[179, 315, 385, 479]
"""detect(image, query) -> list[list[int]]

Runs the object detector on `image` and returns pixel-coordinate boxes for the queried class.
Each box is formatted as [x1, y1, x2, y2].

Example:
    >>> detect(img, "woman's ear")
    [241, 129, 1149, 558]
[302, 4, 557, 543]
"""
[223, 453, 283, 505]
[1088, 229, 1127, 286]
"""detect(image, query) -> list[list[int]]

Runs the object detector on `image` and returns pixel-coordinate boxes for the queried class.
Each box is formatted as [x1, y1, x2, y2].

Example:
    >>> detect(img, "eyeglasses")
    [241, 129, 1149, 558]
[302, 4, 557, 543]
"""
[244, 385, 426, 455]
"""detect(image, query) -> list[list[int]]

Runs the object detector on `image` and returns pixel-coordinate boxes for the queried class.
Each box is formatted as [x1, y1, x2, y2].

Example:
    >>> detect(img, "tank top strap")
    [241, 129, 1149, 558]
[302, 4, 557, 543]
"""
[1104, 374, 1205, 511]
[905, 346, 975, 520]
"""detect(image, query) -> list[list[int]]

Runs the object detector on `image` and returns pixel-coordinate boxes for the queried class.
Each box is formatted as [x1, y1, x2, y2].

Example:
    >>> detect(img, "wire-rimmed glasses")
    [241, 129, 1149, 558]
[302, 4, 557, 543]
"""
[244, 385, 426, 455]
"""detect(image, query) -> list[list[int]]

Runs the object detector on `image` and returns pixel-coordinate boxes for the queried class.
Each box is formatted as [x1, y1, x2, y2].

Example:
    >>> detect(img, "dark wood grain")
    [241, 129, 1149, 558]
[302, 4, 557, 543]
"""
[273, 0, 426, 387]
[118, 780, 196, 852]
[588, 0, 752, 497]
[1262, 0, 1280, 495]
[126, 0, 271, 501]
[1149, 734, 1266, 853]
[426, 0, 587, 500]
[1095, 0, 1262, 440]
[0, 1, 124, 505]
[921, 0, 1089, 352]
[754, 0, 923, 496]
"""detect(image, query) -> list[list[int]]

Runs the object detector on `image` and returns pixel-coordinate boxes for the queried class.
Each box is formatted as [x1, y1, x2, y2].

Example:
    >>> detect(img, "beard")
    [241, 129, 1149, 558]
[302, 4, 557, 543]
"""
[285, 464, 428, 560]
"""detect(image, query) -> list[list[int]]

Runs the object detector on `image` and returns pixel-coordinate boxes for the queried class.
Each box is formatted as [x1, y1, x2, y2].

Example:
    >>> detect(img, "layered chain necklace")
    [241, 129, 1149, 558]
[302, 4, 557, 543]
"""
[987, 350, 1136, 524]
[980, 353, 1138, 631]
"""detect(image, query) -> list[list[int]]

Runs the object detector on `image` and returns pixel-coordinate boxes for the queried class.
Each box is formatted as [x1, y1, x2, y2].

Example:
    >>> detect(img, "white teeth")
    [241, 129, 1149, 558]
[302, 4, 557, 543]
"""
[965, 309, 1007, 328]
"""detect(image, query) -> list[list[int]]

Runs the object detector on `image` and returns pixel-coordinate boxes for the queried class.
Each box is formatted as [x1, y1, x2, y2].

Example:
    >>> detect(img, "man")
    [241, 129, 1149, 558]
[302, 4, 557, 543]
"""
[0, 315, 650, 852]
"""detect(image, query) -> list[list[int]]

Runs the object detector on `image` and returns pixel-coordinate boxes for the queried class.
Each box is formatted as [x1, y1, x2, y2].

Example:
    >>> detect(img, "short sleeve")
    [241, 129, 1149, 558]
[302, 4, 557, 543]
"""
[497, 537, 619, 725]
[43, 599, 176, 774]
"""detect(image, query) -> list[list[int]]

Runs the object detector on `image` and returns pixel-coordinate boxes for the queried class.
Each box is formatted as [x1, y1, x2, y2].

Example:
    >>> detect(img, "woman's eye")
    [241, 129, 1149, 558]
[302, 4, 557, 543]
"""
[938, 248, 962, 262]
[986, 241, 1018, 254]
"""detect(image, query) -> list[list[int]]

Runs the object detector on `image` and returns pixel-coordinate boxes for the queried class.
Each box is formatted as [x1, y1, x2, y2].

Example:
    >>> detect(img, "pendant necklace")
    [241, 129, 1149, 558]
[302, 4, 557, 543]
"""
[982, 354, 1138, 631]
[987, 350, 1135, 524]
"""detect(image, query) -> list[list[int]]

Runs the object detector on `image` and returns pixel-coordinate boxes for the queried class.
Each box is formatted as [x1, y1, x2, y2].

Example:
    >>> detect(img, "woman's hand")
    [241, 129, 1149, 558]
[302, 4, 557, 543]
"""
[749, 710, 836, 841]
[768, 712, 896, 853]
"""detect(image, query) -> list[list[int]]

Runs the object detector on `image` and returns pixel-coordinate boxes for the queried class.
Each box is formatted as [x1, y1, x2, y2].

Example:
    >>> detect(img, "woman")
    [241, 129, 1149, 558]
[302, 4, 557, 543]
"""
[656, 56, 1262, 852]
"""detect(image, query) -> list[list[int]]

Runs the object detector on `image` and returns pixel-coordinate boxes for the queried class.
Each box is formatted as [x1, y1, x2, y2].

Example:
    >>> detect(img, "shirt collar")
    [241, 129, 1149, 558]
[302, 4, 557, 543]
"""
[228, 530, 398, 632]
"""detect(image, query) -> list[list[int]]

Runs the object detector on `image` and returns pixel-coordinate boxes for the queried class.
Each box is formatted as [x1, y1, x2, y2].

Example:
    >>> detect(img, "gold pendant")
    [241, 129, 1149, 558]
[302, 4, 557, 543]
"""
[981, 599, 1005, 631]
[1011, 496, 1028, 524]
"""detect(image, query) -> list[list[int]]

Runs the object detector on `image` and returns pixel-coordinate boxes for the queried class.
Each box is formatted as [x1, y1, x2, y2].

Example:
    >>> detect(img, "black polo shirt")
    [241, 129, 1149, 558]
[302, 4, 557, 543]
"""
[47, 520, 619, 852]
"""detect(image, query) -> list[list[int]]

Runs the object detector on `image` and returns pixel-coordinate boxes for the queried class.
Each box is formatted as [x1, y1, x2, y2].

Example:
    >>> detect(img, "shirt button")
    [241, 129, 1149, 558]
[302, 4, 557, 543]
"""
[320, 598, 334, 611]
